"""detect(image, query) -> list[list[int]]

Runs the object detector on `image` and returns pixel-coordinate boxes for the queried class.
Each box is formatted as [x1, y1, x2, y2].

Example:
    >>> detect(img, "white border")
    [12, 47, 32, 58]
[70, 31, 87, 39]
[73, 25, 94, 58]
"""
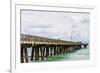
[11, 3, 95, 73]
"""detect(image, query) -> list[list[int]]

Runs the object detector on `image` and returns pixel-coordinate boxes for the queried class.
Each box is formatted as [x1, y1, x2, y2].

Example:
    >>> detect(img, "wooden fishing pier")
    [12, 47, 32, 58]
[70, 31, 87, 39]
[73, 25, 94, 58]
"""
[21, 34, 88, 63]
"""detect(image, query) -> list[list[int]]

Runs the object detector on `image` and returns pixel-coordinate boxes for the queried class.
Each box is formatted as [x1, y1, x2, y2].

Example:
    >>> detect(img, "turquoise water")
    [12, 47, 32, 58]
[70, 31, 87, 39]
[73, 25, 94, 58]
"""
[27, 48, 89, 62]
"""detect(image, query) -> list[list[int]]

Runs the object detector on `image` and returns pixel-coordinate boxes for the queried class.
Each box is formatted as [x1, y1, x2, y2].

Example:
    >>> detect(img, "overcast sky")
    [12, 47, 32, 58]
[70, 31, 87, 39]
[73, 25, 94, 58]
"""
[21, 10, 90, 43]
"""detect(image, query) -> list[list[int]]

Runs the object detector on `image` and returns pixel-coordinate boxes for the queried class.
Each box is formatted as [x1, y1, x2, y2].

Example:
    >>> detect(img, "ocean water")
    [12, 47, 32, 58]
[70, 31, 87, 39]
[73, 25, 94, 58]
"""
[27, 48, 89, 62]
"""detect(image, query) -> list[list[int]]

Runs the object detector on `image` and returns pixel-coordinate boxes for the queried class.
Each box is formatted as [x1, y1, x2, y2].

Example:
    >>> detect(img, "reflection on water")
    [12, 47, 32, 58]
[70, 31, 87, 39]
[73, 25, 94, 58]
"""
[27, 48, 89, 62]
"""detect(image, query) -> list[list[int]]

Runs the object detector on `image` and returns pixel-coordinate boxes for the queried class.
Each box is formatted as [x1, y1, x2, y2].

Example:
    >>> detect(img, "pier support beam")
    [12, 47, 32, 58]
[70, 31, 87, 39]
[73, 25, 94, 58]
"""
[21, 48, 24, 63]
[50, 46, 53, 56]
[40, 46, 45, 60]
[54, 46, 56, 55]
[35, 46, 39, 60]
[31, 47, 34, 61]
[24, 48, 28, 63]
[21, 47, 29, 63]
[43, 46, 46, 59]
[84, 45, 87, 48]
[46, 46, 49, 57]
[65, 46, 68, 53]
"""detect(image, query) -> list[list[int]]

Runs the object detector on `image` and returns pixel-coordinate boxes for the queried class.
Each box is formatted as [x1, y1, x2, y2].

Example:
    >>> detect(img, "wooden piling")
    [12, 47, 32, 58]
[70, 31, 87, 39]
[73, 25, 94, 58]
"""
[21, 48, 24, 63]
[40, 46, 43, 60]
[54, 46, 56, 55]
[24, 48, 28, 63]
[31, 47, 34, 61]
[35, 46, 39, 60]
[46, 46, 49, 57]
[43, 46, 45, 59]
[50, 46, 53, 56]
[56, 46, 58, 54]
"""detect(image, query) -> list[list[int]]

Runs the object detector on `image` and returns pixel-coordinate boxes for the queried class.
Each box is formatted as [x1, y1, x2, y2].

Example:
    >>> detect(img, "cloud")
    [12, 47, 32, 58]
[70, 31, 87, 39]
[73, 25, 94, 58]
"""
[21, 10, 90, 43]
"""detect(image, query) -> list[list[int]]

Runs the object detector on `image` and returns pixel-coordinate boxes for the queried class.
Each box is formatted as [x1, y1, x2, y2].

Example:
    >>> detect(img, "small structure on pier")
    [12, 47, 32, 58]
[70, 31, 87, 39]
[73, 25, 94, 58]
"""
[21, 34, 88, 63]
